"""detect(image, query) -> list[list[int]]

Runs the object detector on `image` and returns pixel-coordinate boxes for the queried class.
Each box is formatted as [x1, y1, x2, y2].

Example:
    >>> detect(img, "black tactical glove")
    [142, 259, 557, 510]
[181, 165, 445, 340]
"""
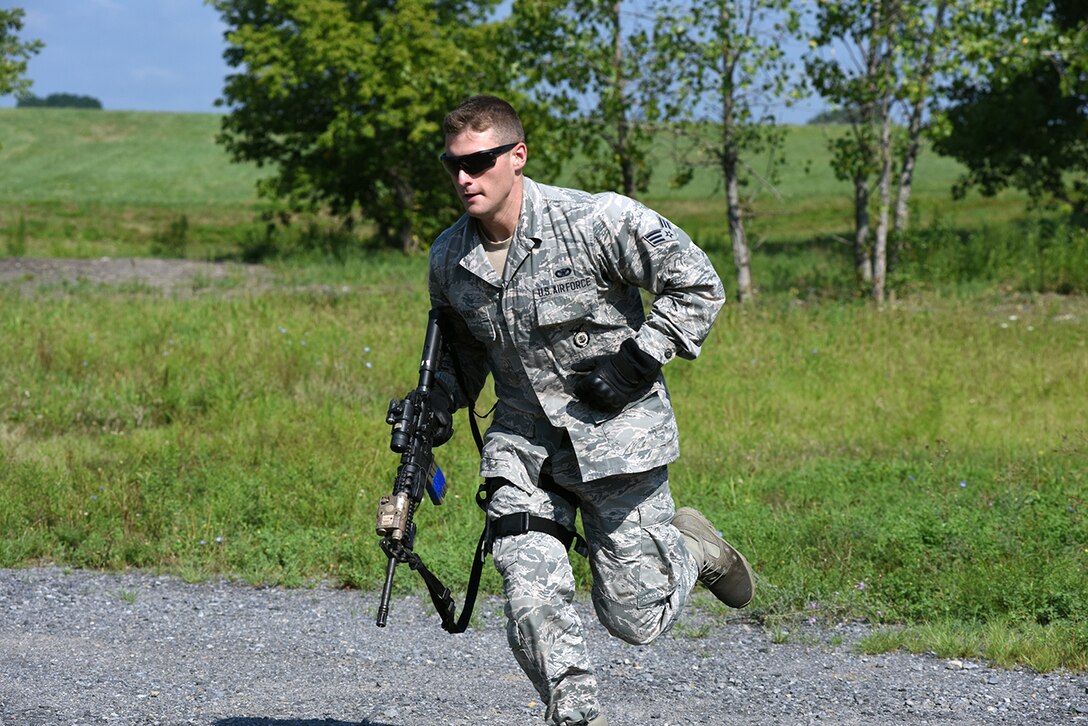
[429, 380, 456, 447]
[572, 338, 662, 414]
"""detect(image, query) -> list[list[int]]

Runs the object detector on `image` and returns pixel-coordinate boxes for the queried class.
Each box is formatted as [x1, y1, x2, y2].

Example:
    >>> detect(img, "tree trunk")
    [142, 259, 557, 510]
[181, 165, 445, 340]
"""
[854, 171, 872, 287]
[893, 96, 923, 236]
[726, 162, 753, 302]
[611, 0, 636, 199]
[849, 2, 884, 292]
[873, 96, 893, 302]
[720, 3, 753, 303]
[391, 172, 419, 254]
[892, 2, 947, 269]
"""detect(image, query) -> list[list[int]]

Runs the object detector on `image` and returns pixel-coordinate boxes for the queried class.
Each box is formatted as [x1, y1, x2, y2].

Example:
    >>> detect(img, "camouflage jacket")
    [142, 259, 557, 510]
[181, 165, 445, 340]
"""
[429, 177, 724, 482]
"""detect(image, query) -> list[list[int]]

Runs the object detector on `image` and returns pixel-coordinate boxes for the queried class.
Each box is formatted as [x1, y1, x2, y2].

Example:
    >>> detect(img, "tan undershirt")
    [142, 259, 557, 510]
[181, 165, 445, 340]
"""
[481, 232, 513, 279]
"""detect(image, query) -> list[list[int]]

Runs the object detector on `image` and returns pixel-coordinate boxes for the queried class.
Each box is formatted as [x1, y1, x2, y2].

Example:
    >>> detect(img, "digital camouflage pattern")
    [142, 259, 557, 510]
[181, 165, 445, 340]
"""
[429, 177, 725, 485]
[427, 177, 724, 726]
[489, 466, 698, 725]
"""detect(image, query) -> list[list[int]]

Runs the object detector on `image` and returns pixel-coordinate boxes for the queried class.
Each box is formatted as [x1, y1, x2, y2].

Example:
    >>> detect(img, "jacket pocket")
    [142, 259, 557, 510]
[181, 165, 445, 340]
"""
[534, 283, 600, 368]
[533, 279, 596, 327]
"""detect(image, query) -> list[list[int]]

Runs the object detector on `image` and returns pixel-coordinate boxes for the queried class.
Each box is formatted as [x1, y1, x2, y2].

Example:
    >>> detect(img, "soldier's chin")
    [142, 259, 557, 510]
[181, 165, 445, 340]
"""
[463, 195, 488, 215]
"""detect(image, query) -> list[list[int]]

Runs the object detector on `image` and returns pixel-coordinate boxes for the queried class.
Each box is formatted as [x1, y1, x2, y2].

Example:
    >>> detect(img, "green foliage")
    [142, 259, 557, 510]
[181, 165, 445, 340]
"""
[804, 1, 894, 176]
[898, 215, 1088, 294]
[925, 2, 1088, 214]
[933, 57, 1087, 215]
[651, 0, 802, 193]
[211, 0, 520, 252]
[17, 93, 103, 109]
[511, 0, 658, 197]
[804, 1, 960, 299]
[648, 0, 803, 301]
[0, 8, 42, 100]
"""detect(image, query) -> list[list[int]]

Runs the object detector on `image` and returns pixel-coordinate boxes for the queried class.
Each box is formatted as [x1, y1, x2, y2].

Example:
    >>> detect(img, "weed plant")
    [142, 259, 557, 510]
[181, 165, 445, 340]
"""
[4, 215, 28, 256]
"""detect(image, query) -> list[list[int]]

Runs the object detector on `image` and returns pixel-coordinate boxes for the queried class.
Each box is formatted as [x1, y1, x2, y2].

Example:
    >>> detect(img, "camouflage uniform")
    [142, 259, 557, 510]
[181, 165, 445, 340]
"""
[429, 178, 725, 726]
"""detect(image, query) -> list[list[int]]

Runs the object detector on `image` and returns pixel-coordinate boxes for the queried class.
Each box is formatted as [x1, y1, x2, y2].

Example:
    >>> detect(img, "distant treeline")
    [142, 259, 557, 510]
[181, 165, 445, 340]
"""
[17, 93, 102, 109]
[806, 108, 856, 125]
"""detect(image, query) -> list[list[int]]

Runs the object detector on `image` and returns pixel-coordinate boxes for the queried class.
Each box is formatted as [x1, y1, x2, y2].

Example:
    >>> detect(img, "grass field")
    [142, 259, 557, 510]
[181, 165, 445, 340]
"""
[1, 108, 1086, 670]
[0, 109, 269, 259]
[0, 107, 1031, 263]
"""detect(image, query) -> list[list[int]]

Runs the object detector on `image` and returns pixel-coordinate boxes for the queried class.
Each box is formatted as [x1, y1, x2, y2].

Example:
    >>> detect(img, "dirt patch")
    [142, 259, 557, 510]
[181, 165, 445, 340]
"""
[0, 256, 272, 296]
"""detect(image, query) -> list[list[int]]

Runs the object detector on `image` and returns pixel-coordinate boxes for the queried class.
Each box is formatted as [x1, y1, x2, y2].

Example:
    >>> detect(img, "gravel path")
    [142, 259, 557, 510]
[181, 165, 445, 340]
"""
[2, 567, 1086, 726]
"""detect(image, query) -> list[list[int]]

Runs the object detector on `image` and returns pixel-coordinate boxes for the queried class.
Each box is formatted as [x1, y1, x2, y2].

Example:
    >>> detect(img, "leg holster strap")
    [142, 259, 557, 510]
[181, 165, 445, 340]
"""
[488, 512, 589, 558]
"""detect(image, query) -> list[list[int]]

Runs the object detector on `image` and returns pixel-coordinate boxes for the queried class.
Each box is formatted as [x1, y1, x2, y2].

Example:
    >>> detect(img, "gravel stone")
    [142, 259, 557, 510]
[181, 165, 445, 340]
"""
[2, 567, 1086, 725]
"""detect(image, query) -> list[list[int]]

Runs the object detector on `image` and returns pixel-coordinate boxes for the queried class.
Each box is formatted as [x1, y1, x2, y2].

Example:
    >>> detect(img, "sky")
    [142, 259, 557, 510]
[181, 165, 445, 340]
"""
[1, 0, 231, 113]
[2, 0, 822, 122]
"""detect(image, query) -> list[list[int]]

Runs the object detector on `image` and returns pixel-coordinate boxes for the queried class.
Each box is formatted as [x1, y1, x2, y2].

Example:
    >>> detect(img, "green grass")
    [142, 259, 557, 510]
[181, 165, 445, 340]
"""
[858, 620, 1088, 671]
[1, 108, 1032, 262]
[0, 109, 262, 207]
[1, 262, 1085, 667]
[1, 108, 1086, 670]
[0, 108, 269, 258]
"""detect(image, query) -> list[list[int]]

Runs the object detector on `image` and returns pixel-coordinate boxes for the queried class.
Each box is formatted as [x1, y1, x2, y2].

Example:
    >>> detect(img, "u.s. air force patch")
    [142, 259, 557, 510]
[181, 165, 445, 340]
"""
[644, 215, 678, 247]
[533, 276, 593, 300]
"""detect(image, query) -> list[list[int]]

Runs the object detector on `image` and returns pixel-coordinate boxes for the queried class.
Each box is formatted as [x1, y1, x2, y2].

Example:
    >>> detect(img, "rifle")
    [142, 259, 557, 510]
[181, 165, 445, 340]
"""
[374, 310, 485, 633]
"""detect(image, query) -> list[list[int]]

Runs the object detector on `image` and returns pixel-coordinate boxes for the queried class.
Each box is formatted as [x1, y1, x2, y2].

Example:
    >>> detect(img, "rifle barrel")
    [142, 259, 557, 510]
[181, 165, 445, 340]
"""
[375, 553, 397, 627]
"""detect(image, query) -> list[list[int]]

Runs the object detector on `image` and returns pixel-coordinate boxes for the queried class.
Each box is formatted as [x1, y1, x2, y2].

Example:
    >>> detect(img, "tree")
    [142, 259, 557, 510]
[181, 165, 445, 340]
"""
[1, 8, 42, 99]
[807, 2, 897, 300]
[512, 0, 658, 198]
[211, 0, 525, 253]
[889, 1, 948, 238]
[805, 0, 960, 301]
[805, 2, 1088, 300]
[17, 93, 103, 109]
[931, 1, 1088, 216]
[806, 107, 858, 125]
[653, 0, 803, 303]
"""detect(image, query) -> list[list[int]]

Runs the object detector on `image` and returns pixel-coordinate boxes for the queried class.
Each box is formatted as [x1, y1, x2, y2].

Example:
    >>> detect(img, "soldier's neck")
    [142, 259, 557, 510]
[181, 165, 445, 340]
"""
[476, 180, 523, 242]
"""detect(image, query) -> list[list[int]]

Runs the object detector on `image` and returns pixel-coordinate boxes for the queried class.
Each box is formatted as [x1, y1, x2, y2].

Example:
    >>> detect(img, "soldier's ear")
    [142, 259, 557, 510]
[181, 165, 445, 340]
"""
[511, 141, 527, 172]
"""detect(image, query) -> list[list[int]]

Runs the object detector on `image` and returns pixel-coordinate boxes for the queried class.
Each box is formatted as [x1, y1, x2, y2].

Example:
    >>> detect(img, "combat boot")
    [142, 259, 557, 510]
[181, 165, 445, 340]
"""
[672, 507, 754, 608]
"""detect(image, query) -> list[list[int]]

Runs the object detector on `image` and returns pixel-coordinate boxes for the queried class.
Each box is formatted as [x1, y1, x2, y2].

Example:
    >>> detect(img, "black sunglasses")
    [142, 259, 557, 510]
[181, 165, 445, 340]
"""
[440, 142, 519, 176]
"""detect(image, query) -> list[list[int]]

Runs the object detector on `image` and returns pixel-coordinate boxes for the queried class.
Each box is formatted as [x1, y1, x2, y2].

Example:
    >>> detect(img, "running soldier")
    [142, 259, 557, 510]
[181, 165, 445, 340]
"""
[425, 94, 755, 726]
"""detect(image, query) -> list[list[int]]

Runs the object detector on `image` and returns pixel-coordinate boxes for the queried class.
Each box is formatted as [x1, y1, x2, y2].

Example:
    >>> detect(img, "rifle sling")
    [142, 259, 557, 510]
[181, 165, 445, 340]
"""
[404, 525, 489, 635]
[422, 313, 586, 634]
[436, 315, 484, 454]
[488, 512, 589, 559]
[410, 503, 588, 635]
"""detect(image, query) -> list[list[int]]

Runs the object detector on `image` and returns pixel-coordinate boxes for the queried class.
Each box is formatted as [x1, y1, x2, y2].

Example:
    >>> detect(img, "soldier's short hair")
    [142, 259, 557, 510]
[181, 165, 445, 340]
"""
[444, 95, 525, 145]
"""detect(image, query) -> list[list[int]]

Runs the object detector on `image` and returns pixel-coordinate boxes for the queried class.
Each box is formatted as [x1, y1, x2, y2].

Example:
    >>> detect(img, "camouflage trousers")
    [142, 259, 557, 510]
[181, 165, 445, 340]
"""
[488, 463, 699, 726]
